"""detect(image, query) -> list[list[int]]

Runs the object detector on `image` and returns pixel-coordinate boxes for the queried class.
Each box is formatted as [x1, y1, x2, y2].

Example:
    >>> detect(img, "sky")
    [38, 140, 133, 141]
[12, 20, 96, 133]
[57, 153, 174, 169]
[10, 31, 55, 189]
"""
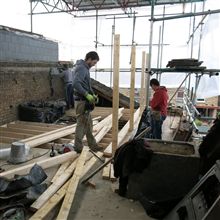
[0, 0, 219, 97]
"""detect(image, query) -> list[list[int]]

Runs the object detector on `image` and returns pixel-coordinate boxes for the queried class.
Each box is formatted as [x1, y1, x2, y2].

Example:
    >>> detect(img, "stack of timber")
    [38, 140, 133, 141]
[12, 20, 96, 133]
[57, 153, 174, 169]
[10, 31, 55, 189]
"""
[0, 108, 127, 219]
[166, 58, 206, 71]
[91, 78, 139, 109]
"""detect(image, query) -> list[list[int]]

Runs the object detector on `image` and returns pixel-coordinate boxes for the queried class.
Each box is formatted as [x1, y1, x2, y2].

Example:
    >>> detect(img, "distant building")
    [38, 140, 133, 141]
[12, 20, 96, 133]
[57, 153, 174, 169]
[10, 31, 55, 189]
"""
[196, 96, 220, 118]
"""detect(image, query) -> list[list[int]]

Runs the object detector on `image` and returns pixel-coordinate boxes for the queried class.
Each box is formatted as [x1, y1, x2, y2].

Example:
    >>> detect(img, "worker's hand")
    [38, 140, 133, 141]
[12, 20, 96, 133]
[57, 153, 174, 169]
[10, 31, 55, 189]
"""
[85, 93, 95, 103]
[93, 94, 99, 104]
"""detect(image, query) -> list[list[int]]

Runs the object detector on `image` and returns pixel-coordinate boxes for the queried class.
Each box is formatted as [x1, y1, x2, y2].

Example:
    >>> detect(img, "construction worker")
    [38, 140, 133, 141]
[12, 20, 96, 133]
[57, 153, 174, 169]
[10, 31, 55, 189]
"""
[73, 51, 103, 153]
[150, 78, 168, 139]
[60, 63, 74, 109]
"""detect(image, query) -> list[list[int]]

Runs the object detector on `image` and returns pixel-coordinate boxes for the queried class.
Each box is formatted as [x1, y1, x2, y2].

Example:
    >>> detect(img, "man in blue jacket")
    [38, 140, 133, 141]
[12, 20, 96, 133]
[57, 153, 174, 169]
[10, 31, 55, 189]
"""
[73, 51, 103, 153]
[61, 64, 74, 109]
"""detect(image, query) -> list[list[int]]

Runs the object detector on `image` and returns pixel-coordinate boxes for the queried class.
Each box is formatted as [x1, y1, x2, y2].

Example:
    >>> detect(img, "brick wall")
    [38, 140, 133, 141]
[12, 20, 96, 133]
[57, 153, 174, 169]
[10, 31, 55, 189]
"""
[0, 61, 64, 125]
[0, 26, 58, 62]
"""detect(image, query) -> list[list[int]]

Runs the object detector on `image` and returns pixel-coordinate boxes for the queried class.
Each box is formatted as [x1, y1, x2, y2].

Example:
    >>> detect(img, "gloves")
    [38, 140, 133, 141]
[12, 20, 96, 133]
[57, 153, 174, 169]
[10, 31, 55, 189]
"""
[85, 93, 95, 103]
[93, 94, 99, 104]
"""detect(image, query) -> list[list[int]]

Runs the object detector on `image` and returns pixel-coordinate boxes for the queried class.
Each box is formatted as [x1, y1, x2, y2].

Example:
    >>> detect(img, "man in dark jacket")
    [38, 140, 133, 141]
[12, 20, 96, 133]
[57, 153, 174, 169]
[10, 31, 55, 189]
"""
[73, 51, 103, 153]
[150, 78, 168, 139]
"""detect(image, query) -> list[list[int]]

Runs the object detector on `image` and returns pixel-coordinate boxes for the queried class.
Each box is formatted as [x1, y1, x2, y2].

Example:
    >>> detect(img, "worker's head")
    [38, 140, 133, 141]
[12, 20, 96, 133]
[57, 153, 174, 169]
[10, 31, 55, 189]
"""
[85, 51, 99, 68]
[150, 78, 160, 91]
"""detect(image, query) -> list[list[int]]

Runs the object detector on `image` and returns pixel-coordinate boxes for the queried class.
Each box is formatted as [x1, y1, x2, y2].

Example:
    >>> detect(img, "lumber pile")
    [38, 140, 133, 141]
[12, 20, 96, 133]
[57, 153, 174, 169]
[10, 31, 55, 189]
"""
[0, 108, 127, 219]
[0, 105, 142, 219]
[166, 58, 206, 71]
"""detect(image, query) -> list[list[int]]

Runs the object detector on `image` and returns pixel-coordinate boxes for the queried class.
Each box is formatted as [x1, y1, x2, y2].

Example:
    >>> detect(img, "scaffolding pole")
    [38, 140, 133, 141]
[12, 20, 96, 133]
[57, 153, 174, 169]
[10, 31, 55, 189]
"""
[110, 17, 115, 87]
[156, 25, 162, 80]
[159, 5, 166, 83]
[30, 0, 33, 32]
[146, 0, 155, 108]
[153, 9, 220, 22]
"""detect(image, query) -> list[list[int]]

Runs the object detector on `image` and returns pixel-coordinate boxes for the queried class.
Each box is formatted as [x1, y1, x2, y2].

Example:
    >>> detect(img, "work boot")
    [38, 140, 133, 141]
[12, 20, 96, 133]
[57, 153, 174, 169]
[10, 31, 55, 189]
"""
[89, 145, 103, 152]
[114, 188, 127, 198]
[74, 147, 82, 154]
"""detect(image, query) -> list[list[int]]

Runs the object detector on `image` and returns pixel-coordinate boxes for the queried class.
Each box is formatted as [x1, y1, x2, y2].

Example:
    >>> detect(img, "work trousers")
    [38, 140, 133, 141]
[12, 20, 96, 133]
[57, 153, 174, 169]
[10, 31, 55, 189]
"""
[74, 101, 97, 151]
[151, 114, 166, 139]
[65, 83, 74, 109]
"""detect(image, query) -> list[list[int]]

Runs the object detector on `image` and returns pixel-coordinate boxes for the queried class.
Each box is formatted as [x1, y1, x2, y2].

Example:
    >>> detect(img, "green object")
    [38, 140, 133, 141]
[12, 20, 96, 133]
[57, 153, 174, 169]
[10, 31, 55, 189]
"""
[93, 94, 99, 104]
[195, 119, 202, 126]
[85, 93, 95, 103]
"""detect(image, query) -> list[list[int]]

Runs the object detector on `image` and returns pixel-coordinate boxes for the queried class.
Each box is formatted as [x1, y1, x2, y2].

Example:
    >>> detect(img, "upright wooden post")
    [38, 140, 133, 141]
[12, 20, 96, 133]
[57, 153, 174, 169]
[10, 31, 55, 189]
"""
[140, 51, 146, 115]
[112, 34, 120, 154]
[144, 53, 149, 107]
[129, 45, 136, 131]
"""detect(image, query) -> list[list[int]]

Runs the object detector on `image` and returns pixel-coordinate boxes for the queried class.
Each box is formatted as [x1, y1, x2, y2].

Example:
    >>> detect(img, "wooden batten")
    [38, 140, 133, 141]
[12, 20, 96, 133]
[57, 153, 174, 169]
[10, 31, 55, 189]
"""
[30, 158, 79, 211]
[0, 151, 77, 179]
[29, 180, 70, 220]
[104, 108, 140, 157]
[129, 45, 136, 131]
[57, 147, 88, 219]
[112, 34, 120, 154]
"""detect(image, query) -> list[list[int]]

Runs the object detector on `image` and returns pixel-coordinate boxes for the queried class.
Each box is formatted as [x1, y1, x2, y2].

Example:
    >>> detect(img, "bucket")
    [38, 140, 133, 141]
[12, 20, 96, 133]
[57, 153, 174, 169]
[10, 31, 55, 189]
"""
[9, 142, 30, 164]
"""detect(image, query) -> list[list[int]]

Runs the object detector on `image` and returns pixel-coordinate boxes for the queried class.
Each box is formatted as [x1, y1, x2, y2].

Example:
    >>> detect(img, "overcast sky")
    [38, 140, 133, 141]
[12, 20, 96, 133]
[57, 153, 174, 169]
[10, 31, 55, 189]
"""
[0, 0, 219, 97]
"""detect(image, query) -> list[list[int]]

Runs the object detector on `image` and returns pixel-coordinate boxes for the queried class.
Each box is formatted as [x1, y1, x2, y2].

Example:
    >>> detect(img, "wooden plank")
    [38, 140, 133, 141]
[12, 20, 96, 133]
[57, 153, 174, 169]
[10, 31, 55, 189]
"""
[0, 131, 32, 139]
[63, 134, 75, 139]
[0, 136, 18, 144]
[29, 180, 70, 220]
[21, 124, 76, 148]
[0, 151, 77, 179]
[110, 163, 117, 182]
[81, 152, 103, 178]
[94, 126, 110, 144]
[170, 115, 181, 130]
[7, 123, 55, 132]
[101, 138, 112, 143]
[14, 121, 65, 128]
[51, 161, 71, 183]
[121, 111, 141, 145]
[104, 108, 140, 157]
[98, 143, 109, 148]
[105, 133, 112, 138]
[129, 45, 136, 131]
[112, 34, 120, 154]
[0, 127, 43, 135]
[57, 147, 88, 220]
[86, 180, 96, 189]
[80, 118, 121, 179]
[30, 119, 114, 211]
[31, 158, 78, 211]
[140, 51, 146, 115]
[102, 158, 111, 180]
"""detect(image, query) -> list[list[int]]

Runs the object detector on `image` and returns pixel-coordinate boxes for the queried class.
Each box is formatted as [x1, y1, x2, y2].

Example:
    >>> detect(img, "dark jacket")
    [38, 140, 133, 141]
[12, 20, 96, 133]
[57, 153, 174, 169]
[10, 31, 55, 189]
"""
[72, 59, 94, 97]
[113, 139, 153, 178]
[150, 86, 168, 116]
[199, 118, 220, 174]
